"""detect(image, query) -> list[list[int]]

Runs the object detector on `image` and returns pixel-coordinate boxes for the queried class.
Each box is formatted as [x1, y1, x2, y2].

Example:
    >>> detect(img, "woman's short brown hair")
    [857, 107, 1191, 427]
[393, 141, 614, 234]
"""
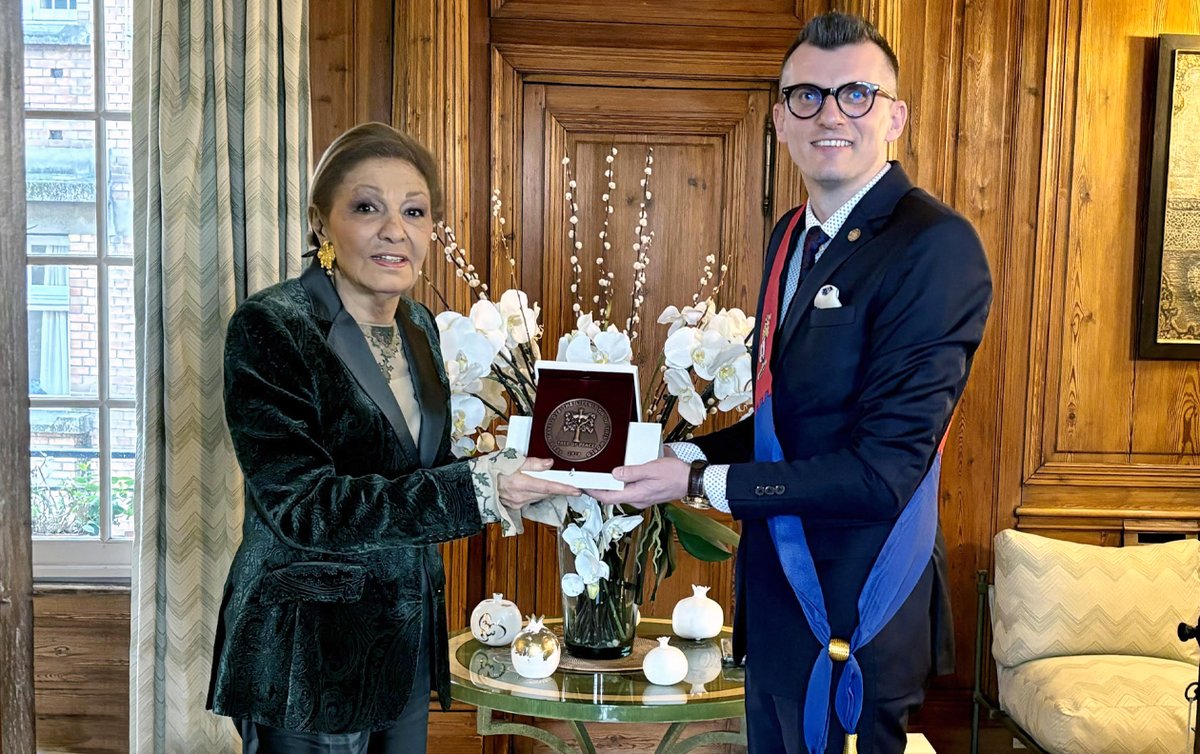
[307, 122, 443, 251]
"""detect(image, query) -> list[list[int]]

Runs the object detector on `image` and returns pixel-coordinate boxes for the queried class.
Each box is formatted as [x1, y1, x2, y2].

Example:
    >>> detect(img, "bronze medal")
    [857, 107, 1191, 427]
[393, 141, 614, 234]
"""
[544, 398, 613, 462]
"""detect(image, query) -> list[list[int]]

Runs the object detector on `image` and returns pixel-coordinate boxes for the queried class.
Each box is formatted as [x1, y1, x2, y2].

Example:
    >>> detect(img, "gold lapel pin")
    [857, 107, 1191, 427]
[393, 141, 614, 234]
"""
[847, 228, 862, 242]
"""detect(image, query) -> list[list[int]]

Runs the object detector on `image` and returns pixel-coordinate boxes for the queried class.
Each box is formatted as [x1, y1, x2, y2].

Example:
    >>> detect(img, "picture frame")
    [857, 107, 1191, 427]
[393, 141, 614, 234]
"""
[1138, 34, 1200, 359]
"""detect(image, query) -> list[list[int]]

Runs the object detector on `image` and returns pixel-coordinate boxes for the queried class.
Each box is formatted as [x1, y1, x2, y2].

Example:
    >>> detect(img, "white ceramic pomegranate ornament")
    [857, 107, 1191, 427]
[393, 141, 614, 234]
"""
[671, 585, 723, 640]
[470, 592, 523, 647]
[642, 636, 688, 686]
[510, 616, 561, 679]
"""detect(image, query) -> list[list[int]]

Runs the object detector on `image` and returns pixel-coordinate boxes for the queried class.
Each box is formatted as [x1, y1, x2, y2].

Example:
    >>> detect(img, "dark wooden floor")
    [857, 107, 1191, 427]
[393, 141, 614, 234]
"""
[923, 725, 1024, 753]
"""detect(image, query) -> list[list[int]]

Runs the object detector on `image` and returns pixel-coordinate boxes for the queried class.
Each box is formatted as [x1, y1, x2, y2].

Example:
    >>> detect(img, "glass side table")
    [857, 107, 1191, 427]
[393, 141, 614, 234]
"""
[449, 617, 747, 754]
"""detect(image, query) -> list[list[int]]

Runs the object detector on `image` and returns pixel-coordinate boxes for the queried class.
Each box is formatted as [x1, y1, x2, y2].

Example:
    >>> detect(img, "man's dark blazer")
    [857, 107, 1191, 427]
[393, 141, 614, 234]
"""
[692, 162, 992, 699]
[207, 263, 484, 734]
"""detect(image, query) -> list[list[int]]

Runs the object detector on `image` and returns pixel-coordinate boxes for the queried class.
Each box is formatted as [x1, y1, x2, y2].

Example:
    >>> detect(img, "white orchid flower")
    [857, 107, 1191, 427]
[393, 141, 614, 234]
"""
[602, 514, 643, 548]
[690, 329, 735, 381]
[593, 329, 632, 364]
[498, 289, 541, 345]
[441, 316, 499, 394]
[468, 299, 507, 354]
[562, 332, 595, 363]
[561, 573, 585, 597]
[576, 312, 602, 339]
[576, 497, 605, 541]
[663, 326, 701, 370]
[451, 393, 486, 437]
[451, 435, 477, 458]
[713, 350, 752, 401]
[710, 307, 755, 341]
[664, 368, 706, 426]
[657, 303, 708, 336]
[575, 548, 610, 586]
[561, 523, 598, 557]
[436, 310, 466, 333]
[718, 389, 752, 412]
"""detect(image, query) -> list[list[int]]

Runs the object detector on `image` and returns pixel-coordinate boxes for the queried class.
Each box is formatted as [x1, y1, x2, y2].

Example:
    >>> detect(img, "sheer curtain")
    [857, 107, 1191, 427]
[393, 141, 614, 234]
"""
[130, 0, 308, 749]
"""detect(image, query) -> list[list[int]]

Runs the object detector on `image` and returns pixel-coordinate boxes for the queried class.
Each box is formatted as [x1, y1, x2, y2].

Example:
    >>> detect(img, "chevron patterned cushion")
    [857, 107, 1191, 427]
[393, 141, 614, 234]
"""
[998, 654, 1193, 754]
[992, 529, 1200, 667]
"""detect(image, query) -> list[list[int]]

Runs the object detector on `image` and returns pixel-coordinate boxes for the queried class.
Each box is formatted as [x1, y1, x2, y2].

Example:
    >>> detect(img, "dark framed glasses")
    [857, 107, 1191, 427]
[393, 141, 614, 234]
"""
[780, 81, 897, 120]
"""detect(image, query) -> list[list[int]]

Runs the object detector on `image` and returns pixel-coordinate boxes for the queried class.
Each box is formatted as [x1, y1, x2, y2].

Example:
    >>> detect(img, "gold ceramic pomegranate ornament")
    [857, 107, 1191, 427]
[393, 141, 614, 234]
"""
[510, 616, 561, 679]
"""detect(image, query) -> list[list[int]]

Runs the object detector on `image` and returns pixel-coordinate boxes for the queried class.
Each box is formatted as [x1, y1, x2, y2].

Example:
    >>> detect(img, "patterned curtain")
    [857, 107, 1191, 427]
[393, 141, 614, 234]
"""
[130, 0, 309, 749]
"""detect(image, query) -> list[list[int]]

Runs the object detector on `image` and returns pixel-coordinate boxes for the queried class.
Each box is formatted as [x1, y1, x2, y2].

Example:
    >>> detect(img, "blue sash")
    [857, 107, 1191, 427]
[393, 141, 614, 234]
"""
[754, 396, 939, 753]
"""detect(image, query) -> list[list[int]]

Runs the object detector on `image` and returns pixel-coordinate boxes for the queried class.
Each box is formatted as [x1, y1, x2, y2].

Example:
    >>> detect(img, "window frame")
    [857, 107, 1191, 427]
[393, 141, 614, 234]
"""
[25, 0, 135, 583]
[26, 0, 79, 22]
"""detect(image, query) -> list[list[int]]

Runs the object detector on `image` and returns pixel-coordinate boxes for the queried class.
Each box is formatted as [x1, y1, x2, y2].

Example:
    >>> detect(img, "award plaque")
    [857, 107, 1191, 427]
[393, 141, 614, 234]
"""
[506, 362, 662, 490]
[527, 365, 636, 474]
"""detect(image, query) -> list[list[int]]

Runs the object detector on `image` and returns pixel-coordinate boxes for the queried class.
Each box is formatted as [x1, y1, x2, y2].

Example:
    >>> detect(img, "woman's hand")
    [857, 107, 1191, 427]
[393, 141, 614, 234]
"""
[498, 457, 581, 509]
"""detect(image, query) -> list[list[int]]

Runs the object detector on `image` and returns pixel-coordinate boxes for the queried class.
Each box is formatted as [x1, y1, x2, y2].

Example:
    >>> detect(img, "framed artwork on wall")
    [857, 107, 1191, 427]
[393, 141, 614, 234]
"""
[1139, 34, 1200, 359]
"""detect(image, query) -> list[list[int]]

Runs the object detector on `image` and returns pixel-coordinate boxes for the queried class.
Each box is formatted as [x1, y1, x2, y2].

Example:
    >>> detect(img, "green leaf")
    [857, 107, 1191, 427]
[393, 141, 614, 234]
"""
[675, 526, 734, 562]
[664, 503, 740, 549]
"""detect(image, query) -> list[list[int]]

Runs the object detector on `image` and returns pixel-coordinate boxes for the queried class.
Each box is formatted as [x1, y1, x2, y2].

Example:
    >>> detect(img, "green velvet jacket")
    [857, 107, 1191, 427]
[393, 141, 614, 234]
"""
[206, 263, 483, 734]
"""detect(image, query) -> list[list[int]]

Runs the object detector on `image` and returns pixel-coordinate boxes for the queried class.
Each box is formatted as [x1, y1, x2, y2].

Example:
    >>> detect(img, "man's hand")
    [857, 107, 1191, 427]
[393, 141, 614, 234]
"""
[498, 457, 581, 509]
[588, 457, 689, 509]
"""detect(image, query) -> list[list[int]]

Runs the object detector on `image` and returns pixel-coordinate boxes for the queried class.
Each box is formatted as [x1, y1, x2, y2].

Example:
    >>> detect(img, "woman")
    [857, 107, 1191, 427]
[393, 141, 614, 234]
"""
[207, 122, 577, 753]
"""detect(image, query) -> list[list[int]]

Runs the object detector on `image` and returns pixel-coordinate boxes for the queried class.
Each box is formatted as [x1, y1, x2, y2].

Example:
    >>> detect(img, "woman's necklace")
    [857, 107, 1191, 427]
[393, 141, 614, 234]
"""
[366, 324, 400, 381]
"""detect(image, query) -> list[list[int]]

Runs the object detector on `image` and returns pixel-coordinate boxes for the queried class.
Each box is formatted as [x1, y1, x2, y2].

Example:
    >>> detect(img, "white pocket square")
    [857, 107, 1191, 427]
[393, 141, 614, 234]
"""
[813, 285, 842, 309]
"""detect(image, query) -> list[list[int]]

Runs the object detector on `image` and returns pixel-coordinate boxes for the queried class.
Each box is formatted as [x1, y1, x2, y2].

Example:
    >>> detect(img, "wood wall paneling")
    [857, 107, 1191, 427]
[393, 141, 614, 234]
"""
[297, 0, 1200, 749]
[33, 589, 129, 754]
[1, 0, 34, 747]
[1022, 0, 1200, 521]
[309, 0, 395, 157]
[492, 0, 804, 28]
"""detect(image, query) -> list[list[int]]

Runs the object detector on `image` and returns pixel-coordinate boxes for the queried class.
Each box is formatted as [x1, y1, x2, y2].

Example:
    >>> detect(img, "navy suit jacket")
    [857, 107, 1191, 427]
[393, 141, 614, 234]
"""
[692, 163, 992, 697]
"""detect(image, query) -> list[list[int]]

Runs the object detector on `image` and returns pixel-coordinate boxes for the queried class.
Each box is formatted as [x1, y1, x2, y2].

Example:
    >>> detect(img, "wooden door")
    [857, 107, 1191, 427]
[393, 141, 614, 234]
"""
[486, 79, 774, 621]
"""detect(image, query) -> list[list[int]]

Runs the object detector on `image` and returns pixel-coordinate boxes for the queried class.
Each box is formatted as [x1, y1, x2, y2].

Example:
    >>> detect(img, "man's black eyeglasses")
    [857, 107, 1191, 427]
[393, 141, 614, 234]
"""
[780, 81, 896, 120]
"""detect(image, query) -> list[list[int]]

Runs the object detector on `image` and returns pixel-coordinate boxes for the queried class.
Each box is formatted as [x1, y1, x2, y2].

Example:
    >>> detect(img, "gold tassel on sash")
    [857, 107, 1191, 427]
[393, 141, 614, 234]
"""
[843, 733, 858, 754]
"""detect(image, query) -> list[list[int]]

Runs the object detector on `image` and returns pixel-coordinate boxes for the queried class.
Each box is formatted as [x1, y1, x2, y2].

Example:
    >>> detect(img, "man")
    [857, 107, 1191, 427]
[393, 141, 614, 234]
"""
[593, 12, 992, 754]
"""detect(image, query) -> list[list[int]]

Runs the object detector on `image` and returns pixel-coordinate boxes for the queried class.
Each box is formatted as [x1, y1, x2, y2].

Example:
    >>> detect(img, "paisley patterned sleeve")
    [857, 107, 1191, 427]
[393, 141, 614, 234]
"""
[468, 448, 527, 536]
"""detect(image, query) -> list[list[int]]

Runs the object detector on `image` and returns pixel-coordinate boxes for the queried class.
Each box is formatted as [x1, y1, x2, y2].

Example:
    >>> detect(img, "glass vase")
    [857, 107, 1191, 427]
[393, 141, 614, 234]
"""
[557, 524, 642, 660]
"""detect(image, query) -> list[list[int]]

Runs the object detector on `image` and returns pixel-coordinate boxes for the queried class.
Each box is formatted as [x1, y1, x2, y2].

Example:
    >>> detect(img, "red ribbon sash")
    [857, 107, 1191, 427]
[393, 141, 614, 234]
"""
[754, 207, 807, 409]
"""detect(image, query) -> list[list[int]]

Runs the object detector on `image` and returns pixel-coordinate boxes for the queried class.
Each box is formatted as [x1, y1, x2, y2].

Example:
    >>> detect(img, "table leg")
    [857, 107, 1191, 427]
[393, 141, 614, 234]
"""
[655, 717, 748, 754]
[475, 707, 598, 754]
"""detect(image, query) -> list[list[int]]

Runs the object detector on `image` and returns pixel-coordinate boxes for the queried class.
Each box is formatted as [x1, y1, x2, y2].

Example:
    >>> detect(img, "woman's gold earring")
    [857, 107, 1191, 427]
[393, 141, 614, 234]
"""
[317, 240, 336, 276]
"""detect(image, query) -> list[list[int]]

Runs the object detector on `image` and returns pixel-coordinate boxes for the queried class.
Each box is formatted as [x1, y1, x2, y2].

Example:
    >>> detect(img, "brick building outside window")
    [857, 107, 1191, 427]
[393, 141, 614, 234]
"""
[24, 0, 135, 580]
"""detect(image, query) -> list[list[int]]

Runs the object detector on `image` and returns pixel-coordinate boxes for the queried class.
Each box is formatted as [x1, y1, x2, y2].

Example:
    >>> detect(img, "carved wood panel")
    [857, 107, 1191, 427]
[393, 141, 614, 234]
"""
[485, 69, 773, 622]
[492, 0, 804, 28]
[1023, 0, 1200, 505]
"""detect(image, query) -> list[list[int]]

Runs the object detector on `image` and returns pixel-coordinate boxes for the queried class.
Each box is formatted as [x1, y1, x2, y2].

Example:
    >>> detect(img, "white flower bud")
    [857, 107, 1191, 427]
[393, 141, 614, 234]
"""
[562, 156, 570, 165]
[575, 241, 583, 250]
[608, 182, 616, 190]
[570, 255, 578, 264]
[569, 180, 577, 189]
[570, 217, 578, 225]
[596, 257, 604, 265]
[498, 217, 506, 225]
[644, 167, 653, 175]
[602, 194, 610, 202]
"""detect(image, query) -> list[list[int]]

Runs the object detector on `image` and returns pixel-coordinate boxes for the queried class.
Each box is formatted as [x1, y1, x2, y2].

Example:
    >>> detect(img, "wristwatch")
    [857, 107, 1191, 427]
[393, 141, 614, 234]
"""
[682, 459, 711, 509]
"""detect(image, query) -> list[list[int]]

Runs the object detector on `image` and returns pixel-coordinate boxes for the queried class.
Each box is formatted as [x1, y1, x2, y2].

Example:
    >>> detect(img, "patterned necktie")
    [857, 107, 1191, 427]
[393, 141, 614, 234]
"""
[780, 225, 830, 321]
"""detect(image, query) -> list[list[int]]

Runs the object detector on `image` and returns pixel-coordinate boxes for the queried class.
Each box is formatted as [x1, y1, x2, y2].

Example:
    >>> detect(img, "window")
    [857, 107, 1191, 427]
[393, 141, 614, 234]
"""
[27, 0, 79, 22]
[24, 0, 135, 581]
